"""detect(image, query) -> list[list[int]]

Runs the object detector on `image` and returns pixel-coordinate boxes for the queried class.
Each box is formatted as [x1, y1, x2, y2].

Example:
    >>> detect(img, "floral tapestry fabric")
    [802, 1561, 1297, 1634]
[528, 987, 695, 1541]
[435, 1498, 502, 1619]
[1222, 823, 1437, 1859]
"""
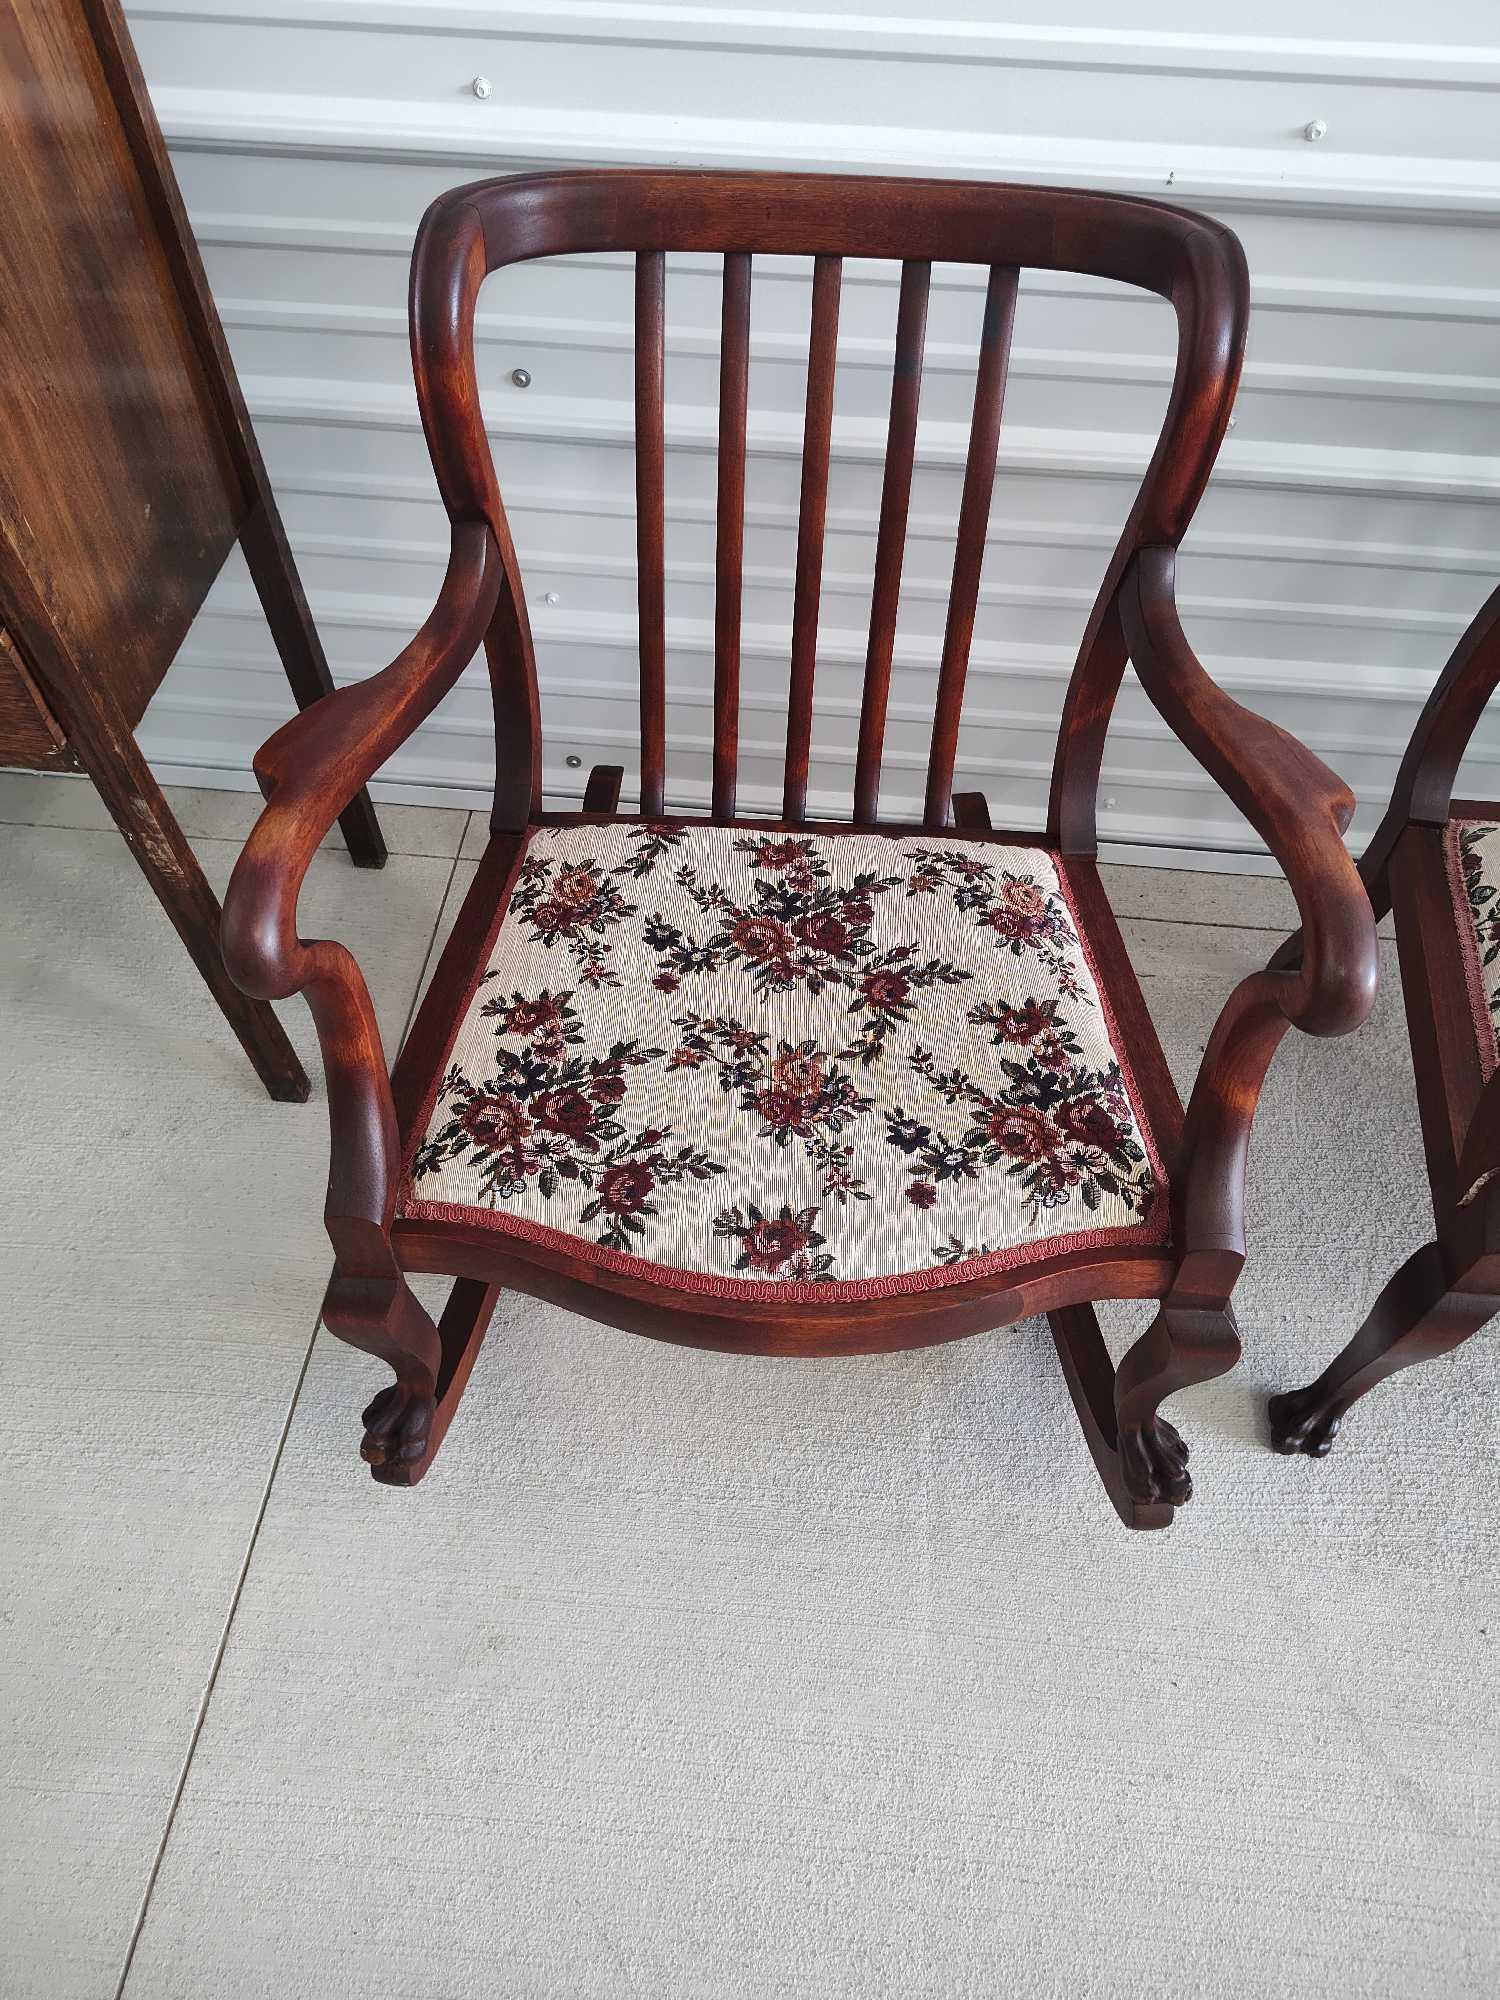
[1448, 819, 1500, 1069]
[399, 822, 1167, 1298]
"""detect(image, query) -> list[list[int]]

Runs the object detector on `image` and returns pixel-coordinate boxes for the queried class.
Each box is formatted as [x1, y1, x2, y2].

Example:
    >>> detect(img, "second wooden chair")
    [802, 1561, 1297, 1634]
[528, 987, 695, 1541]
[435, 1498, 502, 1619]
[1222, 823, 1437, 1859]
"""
[1270, 585, 1500, 1460]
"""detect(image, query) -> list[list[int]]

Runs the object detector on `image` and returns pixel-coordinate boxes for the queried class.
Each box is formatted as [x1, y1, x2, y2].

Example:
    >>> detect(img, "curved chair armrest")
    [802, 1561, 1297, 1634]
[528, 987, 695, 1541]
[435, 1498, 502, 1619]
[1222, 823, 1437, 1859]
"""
[1116, 545, 1379, 1290]
[223, 521, 501, 1002]
[1121, 545, 1378, 1041]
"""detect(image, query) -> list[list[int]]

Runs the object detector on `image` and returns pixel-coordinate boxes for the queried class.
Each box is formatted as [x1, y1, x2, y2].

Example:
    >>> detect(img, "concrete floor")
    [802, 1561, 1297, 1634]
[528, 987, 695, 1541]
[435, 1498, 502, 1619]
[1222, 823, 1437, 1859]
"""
[2, 773, 1495, 2000]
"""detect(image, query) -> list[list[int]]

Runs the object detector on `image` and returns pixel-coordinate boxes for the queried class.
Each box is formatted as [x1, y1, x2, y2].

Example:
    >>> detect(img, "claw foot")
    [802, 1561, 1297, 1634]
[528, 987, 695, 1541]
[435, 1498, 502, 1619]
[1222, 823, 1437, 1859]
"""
[1267, 1388, 1341, 1458]
[361, 1381, 435, 1474]
[1119, 1414, 1192, 1506]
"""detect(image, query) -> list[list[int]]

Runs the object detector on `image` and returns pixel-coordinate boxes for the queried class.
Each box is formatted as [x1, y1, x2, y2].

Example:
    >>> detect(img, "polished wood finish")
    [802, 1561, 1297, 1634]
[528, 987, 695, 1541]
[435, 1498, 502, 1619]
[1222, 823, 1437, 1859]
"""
[1049, 1305, 1176, 1532]
[1269, 583, 1500, 1462]
[222, 169, 1378, 1524]
[581, 762, 626, 814]
[925, 265, 1019, 828]
[362, 1276, 502, 1485]
[0, 0, 384, 1098]
[1270, 1244, 1499, 1460]
[713, 251, 752, 823]
[633, 251, 668, 819]
[855, 259, 930, 826]
[783, 253, 842, 823]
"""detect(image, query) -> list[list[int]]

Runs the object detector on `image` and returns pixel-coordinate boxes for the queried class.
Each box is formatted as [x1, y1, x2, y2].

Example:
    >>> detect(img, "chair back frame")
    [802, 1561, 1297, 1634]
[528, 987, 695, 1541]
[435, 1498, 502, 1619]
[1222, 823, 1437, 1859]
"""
[407, 168, 1249, 843]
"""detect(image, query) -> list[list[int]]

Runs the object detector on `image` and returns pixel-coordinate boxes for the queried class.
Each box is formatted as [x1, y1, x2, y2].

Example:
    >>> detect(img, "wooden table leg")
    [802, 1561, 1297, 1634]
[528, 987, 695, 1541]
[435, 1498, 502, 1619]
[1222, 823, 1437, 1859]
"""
[239, 496, 388, 871]
[3, 562, 310, 1101]
[85, 726, 310, 1100]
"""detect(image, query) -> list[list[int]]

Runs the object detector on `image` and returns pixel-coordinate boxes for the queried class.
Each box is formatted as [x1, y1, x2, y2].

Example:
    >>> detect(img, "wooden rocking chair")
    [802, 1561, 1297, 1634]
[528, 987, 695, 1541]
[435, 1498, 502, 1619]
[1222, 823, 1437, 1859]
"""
[222, 171, 1378, 1529]
[1269, 583, 1500, 1461]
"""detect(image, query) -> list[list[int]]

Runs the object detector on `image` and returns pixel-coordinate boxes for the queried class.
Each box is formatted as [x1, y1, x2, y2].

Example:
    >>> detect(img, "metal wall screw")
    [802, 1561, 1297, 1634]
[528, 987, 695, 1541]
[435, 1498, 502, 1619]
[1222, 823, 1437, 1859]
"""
[544, 591, 560, 606]
[471, 75, 492, 99]
[510, 367, 532, 388]
[565, 754, 583, 768]
[1303, 118, 1328, 142]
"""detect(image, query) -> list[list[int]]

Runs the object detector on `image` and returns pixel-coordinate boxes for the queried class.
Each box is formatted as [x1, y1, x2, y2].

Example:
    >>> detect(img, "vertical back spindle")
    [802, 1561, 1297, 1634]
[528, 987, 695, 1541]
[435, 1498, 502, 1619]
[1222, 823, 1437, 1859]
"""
[634, 251, 667, 817]
[713, 251, 751, 822]
[782, 254, 842, 822]
[853, 258, 930, 824]
[923, 265, 1019, 826]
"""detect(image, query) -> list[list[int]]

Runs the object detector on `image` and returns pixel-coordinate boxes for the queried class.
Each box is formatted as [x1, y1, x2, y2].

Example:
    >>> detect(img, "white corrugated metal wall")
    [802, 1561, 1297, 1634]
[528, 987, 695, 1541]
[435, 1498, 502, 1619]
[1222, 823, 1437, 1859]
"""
[125, 0, 1500, 864]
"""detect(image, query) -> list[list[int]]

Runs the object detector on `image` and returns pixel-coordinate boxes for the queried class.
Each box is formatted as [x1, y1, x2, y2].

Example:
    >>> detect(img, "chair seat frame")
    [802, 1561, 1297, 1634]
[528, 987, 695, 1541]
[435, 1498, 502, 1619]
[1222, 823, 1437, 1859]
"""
[1268, 586, 1500, 1461]
[222, 170, 1377, 1528]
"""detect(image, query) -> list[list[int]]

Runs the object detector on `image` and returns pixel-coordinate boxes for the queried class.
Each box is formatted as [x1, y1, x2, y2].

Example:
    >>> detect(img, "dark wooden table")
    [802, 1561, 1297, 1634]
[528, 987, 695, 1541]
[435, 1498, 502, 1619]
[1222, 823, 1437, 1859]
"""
[0, 0, 385, 1101]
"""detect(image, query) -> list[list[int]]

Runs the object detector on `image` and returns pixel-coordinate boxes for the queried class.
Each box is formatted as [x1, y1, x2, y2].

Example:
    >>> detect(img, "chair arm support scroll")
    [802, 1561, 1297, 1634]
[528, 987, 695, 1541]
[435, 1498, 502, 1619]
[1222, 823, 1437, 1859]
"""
[1119, 546, 1380, 1281]
[220, 519, 504, 1289]
[222, 520, 502, 1004]
[1121, 545, 1378, 1043]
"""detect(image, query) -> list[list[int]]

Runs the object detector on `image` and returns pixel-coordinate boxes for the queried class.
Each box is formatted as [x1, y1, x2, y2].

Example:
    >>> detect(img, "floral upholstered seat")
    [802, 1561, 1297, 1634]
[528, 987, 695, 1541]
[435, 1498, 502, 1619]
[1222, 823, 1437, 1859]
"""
[1448, 818, 1500, 1073]
[398, 823, 1169, 1299]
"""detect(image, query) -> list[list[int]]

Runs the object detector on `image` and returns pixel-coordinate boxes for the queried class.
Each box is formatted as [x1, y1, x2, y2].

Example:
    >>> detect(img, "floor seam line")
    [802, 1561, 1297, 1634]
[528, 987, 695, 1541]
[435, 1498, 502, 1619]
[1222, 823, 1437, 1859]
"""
[111, 819, 473, 1992]
[111, 1318, 322, 2000]
[0, 810, 1390, 937]
[0, 820, 466, 859]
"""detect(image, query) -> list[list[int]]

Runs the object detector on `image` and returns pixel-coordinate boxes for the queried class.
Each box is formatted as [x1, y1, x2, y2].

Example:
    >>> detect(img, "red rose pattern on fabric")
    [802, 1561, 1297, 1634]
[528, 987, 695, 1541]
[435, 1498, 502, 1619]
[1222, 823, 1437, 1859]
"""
[642, 834, 974, 1065]
[668, 1014, 875, 1204]
[411, 987, 725, 1253]
[713, 1202, 835, 1283]
[506, 821, 691, 987]
[401, 822, 1165, 1293]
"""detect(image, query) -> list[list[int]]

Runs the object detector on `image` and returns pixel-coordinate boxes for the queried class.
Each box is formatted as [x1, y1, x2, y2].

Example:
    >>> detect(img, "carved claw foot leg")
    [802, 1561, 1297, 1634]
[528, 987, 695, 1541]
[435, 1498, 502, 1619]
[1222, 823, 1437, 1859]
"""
[1048, 1306, 1179, 1530]
[360, 1381, 436, 1477]
[1119, 1413, 1193, 1505]
[350, 1277, 503, 1489]
[1267, 1387, 1341, 1457]
[1266, 1247, 1497, 1464]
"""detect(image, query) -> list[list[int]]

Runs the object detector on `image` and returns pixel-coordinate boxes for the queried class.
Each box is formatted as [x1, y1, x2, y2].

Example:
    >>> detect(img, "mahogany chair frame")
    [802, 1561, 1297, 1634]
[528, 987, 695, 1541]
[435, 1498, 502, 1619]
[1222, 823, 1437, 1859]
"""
[1269, 584, 1500, 1459]
[221, 170, 1377, 1529]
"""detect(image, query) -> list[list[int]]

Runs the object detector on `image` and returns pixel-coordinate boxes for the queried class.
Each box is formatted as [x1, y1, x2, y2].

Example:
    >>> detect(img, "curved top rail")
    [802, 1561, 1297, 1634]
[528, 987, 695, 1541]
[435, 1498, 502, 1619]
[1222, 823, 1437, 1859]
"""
[449, 166, 1232, 294]
[410, 169, 1247, 551]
